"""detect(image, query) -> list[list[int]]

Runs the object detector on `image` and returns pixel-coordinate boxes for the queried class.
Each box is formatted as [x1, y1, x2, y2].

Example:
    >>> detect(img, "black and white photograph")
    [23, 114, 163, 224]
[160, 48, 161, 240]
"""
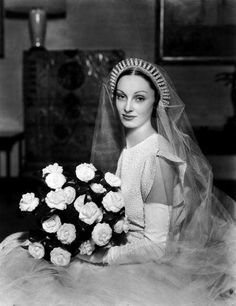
[0, 1, 235, 305]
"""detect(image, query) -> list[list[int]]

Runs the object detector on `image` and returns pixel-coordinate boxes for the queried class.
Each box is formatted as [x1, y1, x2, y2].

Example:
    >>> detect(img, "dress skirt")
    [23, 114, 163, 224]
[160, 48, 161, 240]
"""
[0, 233, 235, 306]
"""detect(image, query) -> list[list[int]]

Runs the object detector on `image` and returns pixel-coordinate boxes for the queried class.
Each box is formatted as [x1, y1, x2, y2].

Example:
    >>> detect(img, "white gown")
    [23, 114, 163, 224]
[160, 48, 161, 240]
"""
[0, 134, 235, 306]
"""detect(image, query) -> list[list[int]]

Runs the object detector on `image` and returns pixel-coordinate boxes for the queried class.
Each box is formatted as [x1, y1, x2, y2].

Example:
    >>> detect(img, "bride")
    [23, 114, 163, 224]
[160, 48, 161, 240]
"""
[0, 58, 235, 306]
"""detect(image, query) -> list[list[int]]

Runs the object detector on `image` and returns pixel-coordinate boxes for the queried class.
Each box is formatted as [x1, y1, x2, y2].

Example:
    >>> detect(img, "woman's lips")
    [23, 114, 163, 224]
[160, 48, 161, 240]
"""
[122, 114, 136, 121]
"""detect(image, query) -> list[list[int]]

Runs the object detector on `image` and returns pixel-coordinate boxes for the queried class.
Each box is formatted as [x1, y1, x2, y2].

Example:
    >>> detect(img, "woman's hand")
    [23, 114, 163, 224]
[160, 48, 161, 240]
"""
[77, 248, 108, 264]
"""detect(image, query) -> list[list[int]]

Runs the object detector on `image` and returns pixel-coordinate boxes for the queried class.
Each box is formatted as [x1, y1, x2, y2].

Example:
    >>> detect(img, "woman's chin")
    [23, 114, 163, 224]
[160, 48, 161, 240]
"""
[121, 120, 137, 129]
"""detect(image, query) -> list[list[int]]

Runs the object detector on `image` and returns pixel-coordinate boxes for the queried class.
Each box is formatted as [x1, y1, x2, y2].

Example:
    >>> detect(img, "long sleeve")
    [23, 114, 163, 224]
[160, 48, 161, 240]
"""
[104, 203, 171, 265]
[103, 135, 179, 266]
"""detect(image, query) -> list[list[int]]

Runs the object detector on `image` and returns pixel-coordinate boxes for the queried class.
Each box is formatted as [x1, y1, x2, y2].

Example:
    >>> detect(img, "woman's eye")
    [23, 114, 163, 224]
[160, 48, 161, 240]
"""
[135, 96, 145, 102]
[116, 93, 125, 101]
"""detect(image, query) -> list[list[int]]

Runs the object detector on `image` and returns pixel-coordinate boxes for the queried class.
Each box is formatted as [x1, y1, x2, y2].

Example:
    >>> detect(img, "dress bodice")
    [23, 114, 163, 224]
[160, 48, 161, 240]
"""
[116, 133, 187, 243]
[116, 134, 161, 242]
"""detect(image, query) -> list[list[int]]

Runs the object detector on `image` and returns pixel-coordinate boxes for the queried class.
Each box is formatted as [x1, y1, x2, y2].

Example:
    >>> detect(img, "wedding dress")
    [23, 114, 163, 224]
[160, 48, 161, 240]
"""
[0, 133, 235, 306]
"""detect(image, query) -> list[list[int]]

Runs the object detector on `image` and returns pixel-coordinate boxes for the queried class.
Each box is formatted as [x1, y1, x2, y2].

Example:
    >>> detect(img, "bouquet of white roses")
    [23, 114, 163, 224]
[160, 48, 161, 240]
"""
[19, 163, 129, 266]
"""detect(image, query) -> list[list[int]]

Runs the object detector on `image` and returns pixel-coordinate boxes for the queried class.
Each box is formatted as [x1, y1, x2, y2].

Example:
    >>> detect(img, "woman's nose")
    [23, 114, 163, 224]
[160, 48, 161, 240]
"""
[124, 99, 133, 112]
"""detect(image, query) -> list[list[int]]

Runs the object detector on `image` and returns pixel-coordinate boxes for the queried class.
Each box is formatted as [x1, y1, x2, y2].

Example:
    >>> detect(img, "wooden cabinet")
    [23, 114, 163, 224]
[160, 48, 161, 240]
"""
[23, 49, 124, 172]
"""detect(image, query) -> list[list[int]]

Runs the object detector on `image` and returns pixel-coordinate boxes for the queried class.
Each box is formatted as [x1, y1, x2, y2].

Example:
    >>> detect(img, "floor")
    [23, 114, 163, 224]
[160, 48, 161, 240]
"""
[0, 177, 235, 242]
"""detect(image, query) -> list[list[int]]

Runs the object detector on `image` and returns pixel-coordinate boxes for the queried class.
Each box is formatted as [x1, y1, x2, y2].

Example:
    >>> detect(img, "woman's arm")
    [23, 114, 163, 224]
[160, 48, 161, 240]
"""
[77, 203, 171, 265]
[103, 203, 171, 265]
[103, 157, 175, 265]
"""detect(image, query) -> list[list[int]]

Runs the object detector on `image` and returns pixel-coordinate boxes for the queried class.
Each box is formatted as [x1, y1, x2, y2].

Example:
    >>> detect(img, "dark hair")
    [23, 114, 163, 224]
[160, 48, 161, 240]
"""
[113, 68, 160, 118]
[114, 68, 159, 101]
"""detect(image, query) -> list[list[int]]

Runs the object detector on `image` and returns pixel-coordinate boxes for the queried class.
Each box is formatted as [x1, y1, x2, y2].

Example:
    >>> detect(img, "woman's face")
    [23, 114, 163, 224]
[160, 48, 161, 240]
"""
[115, 75, 155, 130]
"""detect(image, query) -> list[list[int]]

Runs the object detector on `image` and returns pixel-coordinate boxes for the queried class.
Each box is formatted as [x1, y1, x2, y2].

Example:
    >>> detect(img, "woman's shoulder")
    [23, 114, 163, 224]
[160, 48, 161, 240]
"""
[154, 134, 185, 165]
[129, 133, 171, 162]
[142, 134, 172, 173]
[151, 133, 172, 156]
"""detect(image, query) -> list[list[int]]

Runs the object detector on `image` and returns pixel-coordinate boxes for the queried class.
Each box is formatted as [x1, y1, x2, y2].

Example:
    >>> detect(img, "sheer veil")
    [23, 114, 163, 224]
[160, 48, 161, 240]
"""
[91, 59, 236, 299]
[90, 82, 125, 173]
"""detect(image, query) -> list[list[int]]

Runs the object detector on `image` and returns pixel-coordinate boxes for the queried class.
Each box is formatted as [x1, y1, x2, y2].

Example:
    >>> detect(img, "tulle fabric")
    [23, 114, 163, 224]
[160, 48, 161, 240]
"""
[91, 83, 125, 173]
[0, 232, 235, 306]
[91, 65, 236, 302]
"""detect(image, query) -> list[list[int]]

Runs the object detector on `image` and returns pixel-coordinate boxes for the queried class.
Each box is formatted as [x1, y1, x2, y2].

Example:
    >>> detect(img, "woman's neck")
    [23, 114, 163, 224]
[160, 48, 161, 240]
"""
[125, 122, 156, 148]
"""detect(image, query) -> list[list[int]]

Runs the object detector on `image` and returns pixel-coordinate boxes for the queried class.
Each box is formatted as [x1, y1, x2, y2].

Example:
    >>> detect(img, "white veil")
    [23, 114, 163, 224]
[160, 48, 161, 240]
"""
[91, 58, 236, 299]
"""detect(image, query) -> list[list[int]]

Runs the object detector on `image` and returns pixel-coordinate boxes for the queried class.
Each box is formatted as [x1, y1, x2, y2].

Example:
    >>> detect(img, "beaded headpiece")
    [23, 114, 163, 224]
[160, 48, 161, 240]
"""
[109, 58, 170, 107]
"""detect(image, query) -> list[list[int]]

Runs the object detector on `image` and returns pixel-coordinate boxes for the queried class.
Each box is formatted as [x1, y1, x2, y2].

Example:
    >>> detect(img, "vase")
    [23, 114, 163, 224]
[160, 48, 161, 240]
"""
[28, 8, 47, 48]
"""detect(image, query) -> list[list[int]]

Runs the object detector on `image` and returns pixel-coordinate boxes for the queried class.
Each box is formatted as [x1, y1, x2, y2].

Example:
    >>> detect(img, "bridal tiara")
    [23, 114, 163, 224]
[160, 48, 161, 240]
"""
[109, 58, 170, 107]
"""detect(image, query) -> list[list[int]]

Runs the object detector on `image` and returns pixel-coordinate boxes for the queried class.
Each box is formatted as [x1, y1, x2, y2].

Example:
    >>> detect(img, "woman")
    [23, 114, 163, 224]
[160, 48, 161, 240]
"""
[0, 58, 235, 306]
[85, 57, 236, 300]
[87, 59, 181, 265]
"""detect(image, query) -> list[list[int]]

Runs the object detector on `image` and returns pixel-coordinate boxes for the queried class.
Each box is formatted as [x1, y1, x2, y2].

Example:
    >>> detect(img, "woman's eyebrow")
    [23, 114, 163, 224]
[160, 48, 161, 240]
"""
[116, 89, 126, 94]
[116, 89, 147, 94]
[134, 90, 148, 94]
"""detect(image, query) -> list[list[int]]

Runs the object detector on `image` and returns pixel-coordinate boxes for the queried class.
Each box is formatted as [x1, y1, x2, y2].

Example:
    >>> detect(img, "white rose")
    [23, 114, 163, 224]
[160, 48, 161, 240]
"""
[42, 163, 63, 176]
[104, 172, 121, 187]
[64, 186, 76, 204]
[50, 247, 71, 266]
[57, 223, 76, 244]
[45, 189, 67, 210]
[114, 216, 130, 234]
[74, 195, 85, 213]
[19, 193, 39, 212]
[42, 215, 61, 233]
[75, 163, 96, 182]
[92, 223, 112, 246]
[90, 183, 106, 194]
[79, 240, 95, 256]
[102, 191, 125, 213]
[45, 172, 66, 190]
[79, 202, 103, 225]
[28, 242, 45, 259]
